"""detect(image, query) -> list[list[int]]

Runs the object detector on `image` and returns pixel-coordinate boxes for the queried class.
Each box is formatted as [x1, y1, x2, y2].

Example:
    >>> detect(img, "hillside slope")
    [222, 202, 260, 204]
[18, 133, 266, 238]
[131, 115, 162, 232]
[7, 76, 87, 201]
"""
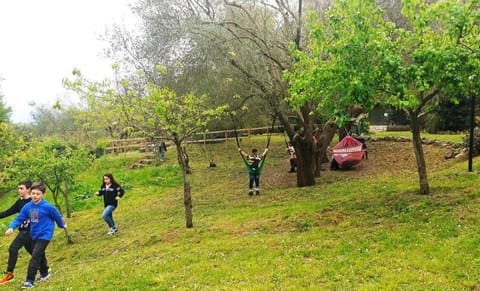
[0, 137, 479, 290]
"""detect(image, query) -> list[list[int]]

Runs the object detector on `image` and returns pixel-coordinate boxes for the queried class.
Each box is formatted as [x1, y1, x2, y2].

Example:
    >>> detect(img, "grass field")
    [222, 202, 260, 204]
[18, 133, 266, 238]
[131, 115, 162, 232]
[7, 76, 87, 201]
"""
[0, 134, 479, 290]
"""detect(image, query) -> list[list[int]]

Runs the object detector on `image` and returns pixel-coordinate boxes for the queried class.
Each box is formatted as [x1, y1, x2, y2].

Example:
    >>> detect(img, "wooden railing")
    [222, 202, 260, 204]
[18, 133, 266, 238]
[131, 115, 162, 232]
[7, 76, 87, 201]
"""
[103, 126, 281, 153]
[187, 126, 275, 145]
[104, 137, 150, 154]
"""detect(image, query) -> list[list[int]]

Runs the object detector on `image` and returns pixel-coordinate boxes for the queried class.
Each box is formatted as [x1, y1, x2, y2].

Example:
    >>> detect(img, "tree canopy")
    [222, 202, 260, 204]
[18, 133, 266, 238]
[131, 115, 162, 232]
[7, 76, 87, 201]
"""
[286, 0, 480, 194]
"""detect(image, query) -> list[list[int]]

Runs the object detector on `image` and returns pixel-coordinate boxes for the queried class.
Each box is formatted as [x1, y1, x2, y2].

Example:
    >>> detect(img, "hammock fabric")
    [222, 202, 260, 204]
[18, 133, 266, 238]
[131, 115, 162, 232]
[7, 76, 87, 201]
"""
[332, 135, 366, 169]
[243, 155, 266, 175]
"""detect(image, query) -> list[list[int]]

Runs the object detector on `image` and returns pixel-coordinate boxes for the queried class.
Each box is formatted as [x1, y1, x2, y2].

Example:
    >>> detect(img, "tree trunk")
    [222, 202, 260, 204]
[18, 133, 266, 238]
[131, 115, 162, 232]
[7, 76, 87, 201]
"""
[59, 185, 72, 218]
[314, 121, 338, 176]
[176, 143, 193, 228]
[293, 105, 317, 186]
[409, 114, 430, 195]
[294, 137, 316, 186]
[183, 178, 193, 228]
[52, 188, 63, 215]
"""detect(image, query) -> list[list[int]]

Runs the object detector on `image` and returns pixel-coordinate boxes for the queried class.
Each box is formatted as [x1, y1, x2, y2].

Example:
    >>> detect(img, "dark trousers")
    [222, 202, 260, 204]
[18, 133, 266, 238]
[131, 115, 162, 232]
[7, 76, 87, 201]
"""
[7, 231, 33, 273]
[289, 158, 297, 172]
[26, 239, 50, 282]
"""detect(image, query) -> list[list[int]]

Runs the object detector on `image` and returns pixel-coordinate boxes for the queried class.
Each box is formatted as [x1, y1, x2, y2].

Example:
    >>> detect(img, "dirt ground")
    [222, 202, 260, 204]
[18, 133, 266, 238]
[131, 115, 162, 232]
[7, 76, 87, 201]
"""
[265, 140, 465, 188]
[339, 140, 462, 178]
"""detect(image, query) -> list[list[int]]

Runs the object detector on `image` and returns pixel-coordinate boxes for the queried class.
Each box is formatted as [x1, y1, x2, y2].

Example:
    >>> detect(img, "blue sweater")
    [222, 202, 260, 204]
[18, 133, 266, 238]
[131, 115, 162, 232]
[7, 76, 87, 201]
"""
[9, 199, 65, 241]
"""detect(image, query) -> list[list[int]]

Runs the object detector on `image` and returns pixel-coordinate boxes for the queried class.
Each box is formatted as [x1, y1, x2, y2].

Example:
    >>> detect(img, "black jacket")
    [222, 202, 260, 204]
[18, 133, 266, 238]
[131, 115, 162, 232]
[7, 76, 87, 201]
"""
[97, 183, 125, 207]
[0, 197, 32, 231]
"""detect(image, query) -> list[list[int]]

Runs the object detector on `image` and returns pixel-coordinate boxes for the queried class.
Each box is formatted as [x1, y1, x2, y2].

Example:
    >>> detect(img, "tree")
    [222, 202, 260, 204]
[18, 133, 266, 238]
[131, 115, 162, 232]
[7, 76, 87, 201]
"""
[13, 138, 94, 218]
[103, 0, 343, 186]
[64, 66, 227, 228]
[190, 0, 330, 186]
[377, 0, 479, 194]
[147, 84, 227, 228]
[0, 79, 12, 123]
[0, 123, 24, 192]
[286, 0, 389, 178]
[288, 0, 480, 194]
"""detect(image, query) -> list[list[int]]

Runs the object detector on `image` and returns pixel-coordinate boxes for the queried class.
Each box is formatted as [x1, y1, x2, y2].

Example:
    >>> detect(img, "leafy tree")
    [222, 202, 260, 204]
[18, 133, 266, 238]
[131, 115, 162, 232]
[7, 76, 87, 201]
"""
[0, 123, 24, 192]
[286, 0, 390, 179]
[104, 0, 338, 186]
[0, 79, 12, 123]
[289, 0, 479, 194]
[378, 0, 479, 194]
[64, 66, 227, 228]
[147, 84, 227, 228]
[13, 138, 94, 219]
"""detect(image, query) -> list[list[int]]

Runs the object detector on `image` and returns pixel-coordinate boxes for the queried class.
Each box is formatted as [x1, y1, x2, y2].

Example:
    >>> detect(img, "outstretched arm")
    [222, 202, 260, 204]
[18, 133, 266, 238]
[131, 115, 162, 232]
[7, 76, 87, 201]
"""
[262, 148, 269, 157]
[238, 148, 248, 158]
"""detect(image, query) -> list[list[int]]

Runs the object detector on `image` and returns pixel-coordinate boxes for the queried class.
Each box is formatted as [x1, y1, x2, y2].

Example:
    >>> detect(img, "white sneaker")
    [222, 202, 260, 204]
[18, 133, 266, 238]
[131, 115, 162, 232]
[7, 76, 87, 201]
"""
[107, 227, 118, 235]
[36, 272, 50, 282]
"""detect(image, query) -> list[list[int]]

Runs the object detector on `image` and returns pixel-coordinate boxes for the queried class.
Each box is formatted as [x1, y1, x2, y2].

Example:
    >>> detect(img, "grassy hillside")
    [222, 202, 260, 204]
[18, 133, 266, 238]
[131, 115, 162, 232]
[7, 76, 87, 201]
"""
[1, 135, 480, 290]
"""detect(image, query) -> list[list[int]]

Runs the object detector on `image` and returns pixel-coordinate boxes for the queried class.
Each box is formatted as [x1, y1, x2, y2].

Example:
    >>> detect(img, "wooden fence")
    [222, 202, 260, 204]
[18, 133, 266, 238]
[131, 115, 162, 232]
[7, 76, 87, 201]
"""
[103, 126, 280, 153]
[104, 137, 150, 154]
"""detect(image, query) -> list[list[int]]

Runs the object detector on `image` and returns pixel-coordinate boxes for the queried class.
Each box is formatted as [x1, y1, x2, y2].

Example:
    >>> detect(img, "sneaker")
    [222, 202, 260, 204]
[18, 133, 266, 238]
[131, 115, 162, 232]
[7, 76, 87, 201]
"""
[248, 190, 253, 196]
[21, 281, 34, 289]
[256, 190, 260, 195]
[107, 227, 118, 235]
[36, 272, 50, 282]
[0, 272, 13, 284]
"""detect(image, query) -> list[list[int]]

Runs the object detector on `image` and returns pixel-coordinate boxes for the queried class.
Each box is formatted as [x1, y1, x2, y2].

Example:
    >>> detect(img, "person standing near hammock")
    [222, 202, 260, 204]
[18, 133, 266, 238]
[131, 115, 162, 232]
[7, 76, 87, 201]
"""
[238, 147, 269, 196]
[287, 142, 297, 173]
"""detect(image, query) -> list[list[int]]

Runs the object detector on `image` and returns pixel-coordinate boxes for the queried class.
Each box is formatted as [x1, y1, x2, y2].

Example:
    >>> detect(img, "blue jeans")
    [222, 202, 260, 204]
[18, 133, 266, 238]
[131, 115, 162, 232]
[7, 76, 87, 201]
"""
[102, 205, 117, 229]
[249, 173, 260, 190]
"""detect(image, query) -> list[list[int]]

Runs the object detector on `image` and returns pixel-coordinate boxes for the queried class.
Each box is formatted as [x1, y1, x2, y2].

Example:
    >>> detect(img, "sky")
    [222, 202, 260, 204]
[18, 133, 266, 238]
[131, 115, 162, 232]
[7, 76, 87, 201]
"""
[0, 0, 136, 123]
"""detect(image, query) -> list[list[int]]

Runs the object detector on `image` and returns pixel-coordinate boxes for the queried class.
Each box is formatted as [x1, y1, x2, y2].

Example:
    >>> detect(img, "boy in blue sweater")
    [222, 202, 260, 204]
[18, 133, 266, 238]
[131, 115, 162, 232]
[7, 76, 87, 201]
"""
[5, 182, 66, 289]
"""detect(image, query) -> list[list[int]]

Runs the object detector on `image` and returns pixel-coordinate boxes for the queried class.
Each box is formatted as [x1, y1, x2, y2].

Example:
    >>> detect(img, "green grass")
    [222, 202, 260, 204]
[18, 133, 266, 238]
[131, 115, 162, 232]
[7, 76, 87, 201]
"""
[372, 131, 467, 143]
[1, 136, 480, 290]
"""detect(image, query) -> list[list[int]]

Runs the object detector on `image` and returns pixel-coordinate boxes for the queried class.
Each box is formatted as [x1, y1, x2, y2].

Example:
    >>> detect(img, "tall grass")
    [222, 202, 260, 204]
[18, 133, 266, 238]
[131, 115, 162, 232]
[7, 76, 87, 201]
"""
[0, 136, 479, 290]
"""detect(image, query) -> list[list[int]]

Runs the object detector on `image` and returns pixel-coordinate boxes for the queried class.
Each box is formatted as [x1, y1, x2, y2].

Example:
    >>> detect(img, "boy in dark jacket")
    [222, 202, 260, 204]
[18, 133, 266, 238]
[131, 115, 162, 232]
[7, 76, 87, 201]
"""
[0, 180, 33, 284]
[5, 182, 66, 289]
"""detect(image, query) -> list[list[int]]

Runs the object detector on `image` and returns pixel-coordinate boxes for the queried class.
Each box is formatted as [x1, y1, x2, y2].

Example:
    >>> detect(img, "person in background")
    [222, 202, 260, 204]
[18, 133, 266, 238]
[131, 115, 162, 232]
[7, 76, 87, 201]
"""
[287, 142, 297, 173]
[159, 142, 167, 161]
[0, 181, 33, 285]
[5, 182, 66, 289]
[328, 146, 340, 171]
[95, 173, 125, 235]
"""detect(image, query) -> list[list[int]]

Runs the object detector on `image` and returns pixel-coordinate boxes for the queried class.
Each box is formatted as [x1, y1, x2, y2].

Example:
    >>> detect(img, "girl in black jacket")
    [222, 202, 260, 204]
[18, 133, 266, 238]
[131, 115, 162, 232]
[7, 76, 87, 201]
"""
[95, 173, 125, 235]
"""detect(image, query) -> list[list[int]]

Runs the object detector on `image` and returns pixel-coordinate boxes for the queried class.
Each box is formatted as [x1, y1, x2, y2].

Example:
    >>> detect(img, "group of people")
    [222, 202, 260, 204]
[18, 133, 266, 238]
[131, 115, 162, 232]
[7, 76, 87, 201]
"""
[238, 138, 369, 194]
[0, 173, 125, 289]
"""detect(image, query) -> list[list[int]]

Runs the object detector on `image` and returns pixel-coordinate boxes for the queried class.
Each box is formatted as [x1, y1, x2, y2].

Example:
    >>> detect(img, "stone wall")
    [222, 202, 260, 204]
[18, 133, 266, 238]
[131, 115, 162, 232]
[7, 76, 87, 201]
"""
[369, 136, 467, 159]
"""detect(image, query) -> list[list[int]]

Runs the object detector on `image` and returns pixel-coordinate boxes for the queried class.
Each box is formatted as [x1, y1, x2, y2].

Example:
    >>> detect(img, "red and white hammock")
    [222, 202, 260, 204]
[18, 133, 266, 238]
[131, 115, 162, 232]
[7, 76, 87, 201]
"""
[332, 135, 366, 169]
